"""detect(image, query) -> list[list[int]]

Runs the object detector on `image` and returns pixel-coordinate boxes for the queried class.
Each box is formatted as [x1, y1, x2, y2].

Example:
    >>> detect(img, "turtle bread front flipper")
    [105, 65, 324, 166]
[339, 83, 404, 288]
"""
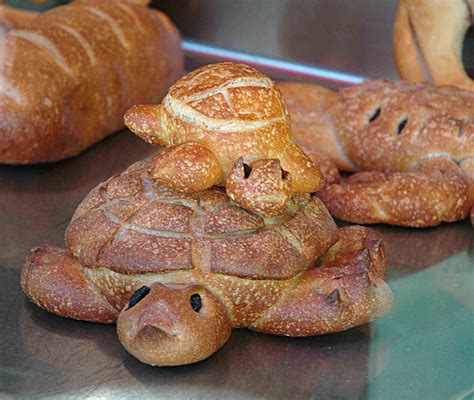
[126, 105, 225, 192]
[21, 245, 119, 323]
[117, 283, 232, 366]
[148, 142, 224, 193]
[318, 157, 472, 227]
[249, 226, 393, 336]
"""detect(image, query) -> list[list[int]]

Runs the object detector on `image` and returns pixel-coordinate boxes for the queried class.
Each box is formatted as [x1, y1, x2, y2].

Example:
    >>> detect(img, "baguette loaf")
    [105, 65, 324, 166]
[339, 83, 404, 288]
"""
[0, 0, 183, 163]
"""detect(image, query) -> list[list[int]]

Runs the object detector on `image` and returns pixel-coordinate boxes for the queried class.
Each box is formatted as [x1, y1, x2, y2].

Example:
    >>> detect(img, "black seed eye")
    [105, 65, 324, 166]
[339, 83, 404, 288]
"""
[397, 117, 408, 134]
[243, 163, 251, 179]
[128, 285, 150, 309]
[369, 107, 381, 122]
[190, 293, 202, 312]
[281, 169, 289, 180]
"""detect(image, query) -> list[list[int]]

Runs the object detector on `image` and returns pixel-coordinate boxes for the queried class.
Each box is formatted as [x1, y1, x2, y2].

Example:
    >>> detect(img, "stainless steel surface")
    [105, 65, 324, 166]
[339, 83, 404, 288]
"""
[1, 1, 474, 399]
[154, 0, 400, 84]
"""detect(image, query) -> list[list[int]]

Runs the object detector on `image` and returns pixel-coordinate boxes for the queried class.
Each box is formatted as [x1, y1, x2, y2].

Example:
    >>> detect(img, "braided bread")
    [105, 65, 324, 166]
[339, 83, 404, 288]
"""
[280, 79, 474, 227]
[393, 0, 474, 91]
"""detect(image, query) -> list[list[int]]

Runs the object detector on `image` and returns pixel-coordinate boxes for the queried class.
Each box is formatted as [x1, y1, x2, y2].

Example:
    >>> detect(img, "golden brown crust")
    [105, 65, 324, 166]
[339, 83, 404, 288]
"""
[117, 283, 232, 366]
[303, 151, 340, 185]
[284, 79, 474, 173]
[318, 158, 471, 227]
[249, 226, 392, 336]
[21, 245, 118, 323]
[226, 158, 292, 216]
[279, 81, 353, 171]
[125, 63, 324, 203]
[21, 226, 391, 365]
[335, 80, 474, 172]
[209, 196, 339, 280]
[150, 142, 223, 193]
[123, 104, 164, 145]
[0, 0, 183, 163]
[393, 0, 474, 91]
[65, 158, 338, 279]
[282, 79, 474, 226]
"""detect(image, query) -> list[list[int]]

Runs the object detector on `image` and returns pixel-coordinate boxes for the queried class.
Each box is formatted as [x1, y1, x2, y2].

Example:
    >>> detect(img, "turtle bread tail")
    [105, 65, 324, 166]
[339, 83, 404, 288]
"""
[21, 245, 118, 323]
[249, 226, 393, 336]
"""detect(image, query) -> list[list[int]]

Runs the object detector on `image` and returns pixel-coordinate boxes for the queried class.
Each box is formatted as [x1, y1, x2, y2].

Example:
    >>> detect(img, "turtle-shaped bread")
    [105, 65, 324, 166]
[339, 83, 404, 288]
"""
[124, 62, 324, 216]
[280, 79, 474, 226]
[21, 159, 393, 366]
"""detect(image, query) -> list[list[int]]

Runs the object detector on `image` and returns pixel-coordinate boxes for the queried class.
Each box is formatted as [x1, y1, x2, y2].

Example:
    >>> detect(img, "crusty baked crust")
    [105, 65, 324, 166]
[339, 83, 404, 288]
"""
[0, 0, 183, 163]
[335, 80, 474, 172]
[318, 158, 471, 227]
[20, 154, 392, 364]
[22, 225, 391, 335]
[66, 158, 339, 279]
[124, 63, 325, 200]
[280, 79, 474, 226]
[279, 81, 352, 171]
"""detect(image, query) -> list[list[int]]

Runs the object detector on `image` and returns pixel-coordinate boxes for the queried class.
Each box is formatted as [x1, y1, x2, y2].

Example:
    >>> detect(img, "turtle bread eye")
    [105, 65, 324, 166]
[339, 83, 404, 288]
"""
[190, 293, 202, 312]
[369, 106, 381, 123]
[243, 163, 252, 179]
[128, 285, 150, 309]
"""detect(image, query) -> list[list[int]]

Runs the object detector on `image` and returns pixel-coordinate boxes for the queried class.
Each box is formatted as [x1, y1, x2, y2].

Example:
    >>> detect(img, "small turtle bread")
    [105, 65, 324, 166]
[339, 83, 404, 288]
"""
[21, 158, 392, 366]
[393, 0, 474, 92]
[124, 62, 324, 216]
[280, 79, 474, 227]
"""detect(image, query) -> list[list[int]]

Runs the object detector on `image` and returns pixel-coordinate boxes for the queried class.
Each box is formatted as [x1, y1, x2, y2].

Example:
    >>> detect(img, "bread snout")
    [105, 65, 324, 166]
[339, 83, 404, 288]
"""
[117, 283, 232, 366]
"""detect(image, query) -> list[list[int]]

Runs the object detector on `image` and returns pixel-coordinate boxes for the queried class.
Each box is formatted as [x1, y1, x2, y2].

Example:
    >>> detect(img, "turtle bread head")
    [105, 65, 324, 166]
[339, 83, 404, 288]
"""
[125, 62, 289, 147]
[117, 283, 231, 366]
[335, 79, 474, 172]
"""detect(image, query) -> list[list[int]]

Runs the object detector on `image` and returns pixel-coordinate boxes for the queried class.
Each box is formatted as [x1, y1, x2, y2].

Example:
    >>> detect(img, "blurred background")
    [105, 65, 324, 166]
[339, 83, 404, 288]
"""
[3, 0, 474, 85]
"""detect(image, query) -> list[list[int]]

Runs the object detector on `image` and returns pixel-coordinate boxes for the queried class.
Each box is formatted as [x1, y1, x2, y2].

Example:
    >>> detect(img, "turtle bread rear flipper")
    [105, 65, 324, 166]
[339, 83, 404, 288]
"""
[249, 226, 393, 336]
[21, 245, 119, 323]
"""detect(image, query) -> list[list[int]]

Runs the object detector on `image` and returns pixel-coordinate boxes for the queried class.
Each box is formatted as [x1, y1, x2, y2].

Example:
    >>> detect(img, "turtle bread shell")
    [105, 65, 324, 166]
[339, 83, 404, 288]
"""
[66, 159, 338, 279]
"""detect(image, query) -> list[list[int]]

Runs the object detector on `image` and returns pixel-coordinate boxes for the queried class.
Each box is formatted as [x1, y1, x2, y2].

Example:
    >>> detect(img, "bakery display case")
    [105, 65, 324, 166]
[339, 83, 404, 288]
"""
[1, 1, 473, 399]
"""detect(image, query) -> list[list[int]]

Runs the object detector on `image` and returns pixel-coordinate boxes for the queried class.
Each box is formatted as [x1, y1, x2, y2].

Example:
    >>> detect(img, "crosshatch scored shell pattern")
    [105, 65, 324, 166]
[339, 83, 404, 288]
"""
[66, 159, 337, 280]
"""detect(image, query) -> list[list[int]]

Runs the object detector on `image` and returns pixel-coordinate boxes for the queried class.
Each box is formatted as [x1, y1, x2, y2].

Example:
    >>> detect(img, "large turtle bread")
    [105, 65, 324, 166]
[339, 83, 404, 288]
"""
[21, 158, 393, 366]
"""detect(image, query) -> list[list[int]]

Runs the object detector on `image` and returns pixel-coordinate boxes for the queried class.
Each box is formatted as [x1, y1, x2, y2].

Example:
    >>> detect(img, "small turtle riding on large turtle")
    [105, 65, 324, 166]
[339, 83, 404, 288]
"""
[21, 159, 392, 366]
[21, 63, 393, 366]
